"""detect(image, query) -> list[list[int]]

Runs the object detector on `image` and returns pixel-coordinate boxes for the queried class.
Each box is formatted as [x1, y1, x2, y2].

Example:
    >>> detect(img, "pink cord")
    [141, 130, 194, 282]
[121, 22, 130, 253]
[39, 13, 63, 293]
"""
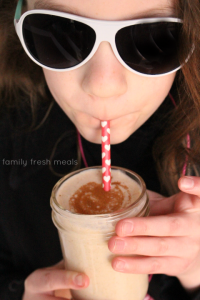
[149, 274, 153, 282]
[169, 93, 191, 176]
[144, 295, 154, 300]
[169, 92, 177, 107]
[77, 129, 88, 167]
[182, 133, 191, 176]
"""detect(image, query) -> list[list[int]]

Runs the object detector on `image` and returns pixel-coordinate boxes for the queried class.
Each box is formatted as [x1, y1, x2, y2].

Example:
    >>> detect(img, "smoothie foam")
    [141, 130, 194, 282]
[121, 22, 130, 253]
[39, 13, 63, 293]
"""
[57, 168, 141, 214]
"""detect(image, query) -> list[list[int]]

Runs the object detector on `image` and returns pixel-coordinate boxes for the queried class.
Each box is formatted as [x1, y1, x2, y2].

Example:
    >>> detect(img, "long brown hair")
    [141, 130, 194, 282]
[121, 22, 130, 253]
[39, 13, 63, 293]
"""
[154, 0, 200, 194]
[0, 0, 200, 195]
[0, 0, 49, 128]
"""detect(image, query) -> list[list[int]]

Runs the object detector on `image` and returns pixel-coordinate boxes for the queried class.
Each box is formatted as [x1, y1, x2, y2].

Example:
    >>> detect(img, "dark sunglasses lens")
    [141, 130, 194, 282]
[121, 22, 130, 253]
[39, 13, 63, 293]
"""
[22, 14, 96, 69]
[116, 22, 182, 75]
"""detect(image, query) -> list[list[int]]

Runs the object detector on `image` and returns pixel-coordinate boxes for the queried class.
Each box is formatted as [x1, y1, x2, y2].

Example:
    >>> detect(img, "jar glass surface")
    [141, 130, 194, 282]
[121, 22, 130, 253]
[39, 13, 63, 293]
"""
[51, 166, 149, 300]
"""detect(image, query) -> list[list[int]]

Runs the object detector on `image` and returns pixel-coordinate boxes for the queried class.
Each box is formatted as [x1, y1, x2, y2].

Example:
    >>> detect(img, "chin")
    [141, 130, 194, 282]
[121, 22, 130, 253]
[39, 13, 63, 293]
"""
[111, 134, 131, 145]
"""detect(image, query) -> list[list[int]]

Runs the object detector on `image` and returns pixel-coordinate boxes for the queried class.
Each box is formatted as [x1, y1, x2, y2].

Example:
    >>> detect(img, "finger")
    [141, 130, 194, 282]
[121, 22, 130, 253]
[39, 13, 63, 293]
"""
[112, 256, 188, 275]
[108, 236, 194, 257]
[115, 214, 194, 237]
[179, 176, 200, 199]
[25, 269, 89, 294]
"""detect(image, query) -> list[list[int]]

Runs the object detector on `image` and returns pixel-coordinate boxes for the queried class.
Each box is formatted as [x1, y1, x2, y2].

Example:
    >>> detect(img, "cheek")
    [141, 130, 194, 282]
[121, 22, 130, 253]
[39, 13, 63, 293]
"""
[129, 72, 176, 115]
[146, 73, 176, 98]
[126, 71, 176, 104]
[43, 70, 78, 102]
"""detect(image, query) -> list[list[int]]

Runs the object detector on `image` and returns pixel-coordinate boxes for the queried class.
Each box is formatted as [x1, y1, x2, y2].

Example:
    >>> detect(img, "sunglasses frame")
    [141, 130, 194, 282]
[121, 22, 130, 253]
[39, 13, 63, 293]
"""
[14, 0, 183, 77]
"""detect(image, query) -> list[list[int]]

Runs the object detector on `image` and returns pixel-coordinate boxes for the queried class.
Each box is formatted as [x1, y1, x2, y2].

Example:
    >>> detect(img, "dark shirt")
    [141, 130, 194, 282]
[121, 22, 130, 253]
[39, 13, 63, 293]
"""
[0, 95, 199, 300]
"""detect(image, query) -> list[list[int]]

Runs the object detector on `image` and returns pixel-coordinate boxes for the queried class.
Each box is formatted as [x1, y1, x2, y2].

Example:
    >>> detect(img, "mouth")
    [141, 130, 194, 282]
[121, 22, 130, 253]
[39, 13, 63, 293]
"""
[73, 109, 141, 144]
[91, 112, 139, 127]
[73, 106, 140, 132]
[84, 115, 122, 129]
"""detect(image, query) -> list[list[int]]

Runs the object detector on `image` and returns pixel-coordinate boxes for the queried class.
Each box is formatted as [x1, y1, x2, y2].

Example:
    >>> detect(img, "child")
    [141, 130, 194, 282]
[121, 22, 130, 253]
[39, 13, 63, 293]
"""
[0, 0, 200, 299]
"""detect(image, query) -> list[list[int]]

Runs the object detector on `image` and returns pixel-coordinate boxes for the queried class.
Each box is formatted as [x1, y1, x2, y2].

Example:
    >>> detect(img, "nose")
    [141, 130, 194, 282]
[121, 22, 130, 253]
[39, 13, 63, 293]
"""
[81, 42, 128, 98]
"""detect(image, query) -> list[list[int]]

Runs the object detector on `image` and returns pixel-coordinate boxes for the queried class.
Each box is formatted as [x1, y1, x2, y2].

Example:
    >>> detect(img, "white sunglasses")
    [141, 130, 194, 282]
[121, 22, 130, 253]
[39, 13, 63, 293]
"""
[14, 0, 184, 77]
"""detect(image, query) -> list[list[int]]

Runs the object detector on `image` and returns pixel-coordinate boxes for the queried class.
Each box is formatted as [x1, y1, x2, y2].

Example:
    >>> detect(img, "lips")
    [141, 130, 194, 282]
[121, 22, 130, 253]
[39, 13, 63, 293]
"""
[91, 113, 137, 128]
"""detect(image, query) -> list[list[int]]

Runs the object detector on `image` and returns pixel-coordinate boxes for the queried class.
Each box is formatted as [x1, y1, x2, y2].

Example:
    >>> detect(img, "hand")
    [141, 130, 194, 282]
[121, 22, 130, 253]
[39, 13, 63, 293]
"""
[108, 176, 200, 292]
[22, 260, 89, 300]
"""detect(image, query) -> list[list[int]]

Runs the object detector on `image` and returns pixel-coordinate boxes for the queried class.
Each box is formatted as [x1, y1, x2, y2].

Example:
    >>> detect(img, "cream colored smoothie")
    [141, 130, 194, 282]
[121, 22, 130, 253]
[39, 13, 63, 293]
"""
[51, 167, 149, 300]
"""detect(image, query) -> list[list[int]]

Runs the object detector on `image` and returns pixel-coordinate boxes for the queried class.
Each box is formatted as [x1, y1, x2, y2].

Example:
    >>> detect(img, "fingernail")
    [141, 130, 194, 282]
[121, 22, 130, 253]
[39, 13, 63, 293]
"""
[114, 259, 126, 271]
[122, 221, 133, 234]
[74, 275, 84, 287]
[180, 177, 194, 189]
[113, 239, 125, 251]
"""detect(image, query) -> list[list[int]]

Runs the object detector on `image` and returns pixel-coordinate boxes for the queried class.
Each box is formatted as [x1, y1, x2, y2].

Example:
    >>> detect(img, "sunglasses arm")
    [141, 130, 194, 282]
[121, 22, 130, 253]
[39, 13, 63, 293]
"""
[14, 0, 23, 26]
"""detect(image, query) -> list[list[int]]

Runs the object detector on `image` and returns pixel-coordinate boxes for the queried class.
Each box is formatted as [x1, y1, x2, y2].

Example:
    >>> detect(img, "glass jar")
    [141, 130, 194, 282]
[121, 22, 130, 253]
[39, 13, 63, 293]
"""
[51, 166, 149, 300]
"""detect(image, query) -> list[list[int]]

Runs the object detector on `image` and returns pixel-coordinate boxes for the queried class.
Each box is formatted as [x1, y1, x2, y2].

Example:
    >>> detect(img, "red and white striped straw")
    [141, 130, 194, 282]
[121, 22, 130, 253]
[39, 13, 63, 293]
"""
[101, 121, 111, 191]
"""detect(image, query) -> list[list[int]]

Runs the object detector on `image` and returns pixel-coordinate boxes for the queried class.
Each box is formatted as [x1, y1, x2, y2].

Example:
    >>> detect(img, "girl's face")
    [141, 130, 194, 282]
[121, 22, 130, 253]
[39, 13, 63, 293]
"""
[28, 0, 176, 144]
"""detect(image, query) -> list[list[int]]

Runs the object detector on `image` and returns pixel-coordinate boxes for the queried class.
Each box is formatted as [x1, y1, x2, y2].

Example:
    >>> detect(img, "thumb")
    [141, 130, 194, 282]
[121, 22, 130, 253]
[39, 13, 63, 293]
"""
[25, 268, 89, 294]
